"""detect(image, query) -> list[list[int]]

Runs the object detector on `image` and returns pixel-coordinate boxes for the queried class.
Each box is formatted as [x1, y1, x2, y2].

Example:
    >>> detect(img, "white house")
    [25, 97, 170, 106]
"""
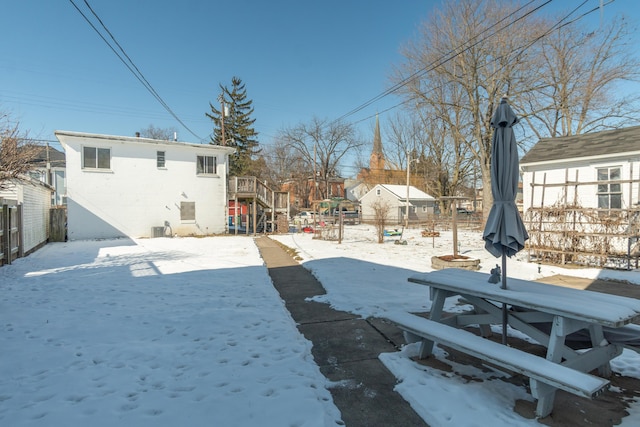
[28, 145, 66, 206]
[520, 126, 640, 213]
[55, 131, 235, 240]
[359, 184, 435, 224]
[344, 179, 371, 203]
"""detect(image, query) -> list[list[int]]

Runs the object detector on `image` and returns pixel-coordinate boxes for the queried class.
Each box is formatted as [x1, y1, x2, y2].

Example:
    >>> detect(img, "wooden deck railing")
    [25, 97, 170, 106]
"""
[228, 176, 289, 213]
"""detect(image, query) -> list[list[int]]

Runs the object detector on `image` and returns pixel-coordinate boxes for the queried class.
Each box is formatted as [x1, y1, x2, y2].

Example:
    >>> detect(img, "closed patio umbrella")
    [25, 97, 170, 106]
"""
[483, 96, 529, 344]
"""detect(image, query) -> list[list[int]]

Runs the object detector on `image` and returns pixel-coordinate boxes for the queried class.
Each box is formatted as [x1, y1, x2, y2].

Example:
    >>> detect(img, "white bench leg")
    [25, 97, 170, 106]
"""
[399, 330, 435, 359]
[414, 289, 449, 359]
[588, 324, 612, 377]
[429, 289, 447, 322]
[530, 380, 556, 418]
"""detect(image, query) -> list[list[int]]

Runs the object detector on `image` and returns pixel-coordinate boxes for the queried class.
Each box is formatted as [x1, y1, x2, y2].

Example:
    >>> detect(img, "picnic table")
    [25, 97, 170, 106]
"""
[386, 268, 640, 418]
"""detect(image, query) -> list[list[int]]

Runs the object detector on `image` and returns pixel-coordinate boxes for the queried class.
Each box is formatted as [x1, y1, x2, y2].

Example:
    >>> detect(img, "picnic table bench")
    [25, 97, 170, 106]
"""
[386, 311, 610, 417]
[387, 268, 640, 418]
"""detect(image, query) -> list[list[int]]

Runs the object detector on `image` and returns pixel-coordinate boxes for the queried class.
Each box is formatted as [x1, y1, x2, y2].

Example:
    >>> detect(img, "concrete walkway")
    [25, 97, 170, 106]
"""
[254, 236, 427, 427]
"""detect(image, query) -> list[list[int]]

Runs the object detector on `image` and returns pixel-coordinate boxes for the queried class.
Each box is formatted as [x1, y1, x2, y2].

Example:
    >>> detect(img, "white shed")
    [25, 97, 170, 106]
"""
[56, 131, 235, 240]
[359, 184, 435, 224]
[0, 176, 53, 255]
[520, 126, 640, 212]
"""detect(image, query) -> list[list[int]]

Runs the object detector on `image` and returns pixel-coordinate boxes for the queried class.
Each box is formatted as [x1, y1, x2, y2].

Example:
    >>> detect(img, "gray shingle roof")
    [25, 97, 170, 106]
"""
[520, 125, 640, 165]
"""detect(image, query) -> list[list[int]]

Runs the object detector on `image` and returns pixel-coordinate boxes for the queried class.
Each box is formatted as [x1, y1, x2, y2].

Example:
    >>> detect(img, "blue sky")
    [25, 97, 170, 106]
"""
[2, 0, 638, 168]
[2, 1, 431, 144]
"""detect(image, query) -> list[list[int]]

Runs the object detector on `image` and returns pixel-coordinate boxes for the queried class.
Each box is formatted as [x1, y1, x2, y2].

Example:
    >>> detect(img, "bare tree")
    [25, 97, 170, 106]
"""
[254, 140, 309, 206]
[392, 0, 639, 221]
[372, 199, 391, 243]
[394, 0, 538, 221]
[519, 15, 640, 137]
[384, 110, 470, 213]
[0, 114, 40, 190]
[279, 117, 362, 201]
[138, 124, 178, 140]
[384, 113, 421, 170]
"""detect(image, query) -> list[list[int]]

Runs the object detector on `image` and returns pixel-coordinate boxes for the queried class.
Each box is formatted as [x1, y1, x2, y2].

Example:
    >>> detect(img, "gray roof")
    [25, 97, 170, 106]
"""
[28, 145, 66, 168]
[520, 125, 640, 165]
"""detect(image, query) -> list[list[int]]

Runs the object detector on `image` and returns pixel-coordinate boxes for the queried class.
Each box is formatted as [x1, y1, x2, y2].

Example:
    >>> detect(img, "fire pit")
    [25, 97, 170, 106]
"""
[431, 255, 480, 270]
[431, 197, 480, 270]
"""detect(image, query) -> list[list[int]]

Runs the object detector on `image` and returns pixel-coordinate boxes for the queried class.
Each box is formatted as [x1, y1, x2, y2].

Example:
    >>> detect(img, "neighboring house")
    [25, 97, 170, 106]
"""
[520, 126, 640, 213]
[28, 144, 67, 206]
[345, 180, 370, 203]
[0, 176, 53, 256]
[55, 131, 235, 240]
[359, 184, 435, 224]
[281, 175, 346, 210]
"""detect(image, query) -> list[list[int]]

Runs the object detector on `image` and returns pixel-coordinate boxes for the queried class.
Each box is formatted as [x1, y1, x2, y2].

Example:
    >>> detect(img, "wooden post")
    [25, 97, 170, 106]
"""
[562, 169, 569, 265]
[452, 200, 458, 257]
[1, 204, 7, 265]
[253, 199, 257, 236]
[528, 171, 536, 262]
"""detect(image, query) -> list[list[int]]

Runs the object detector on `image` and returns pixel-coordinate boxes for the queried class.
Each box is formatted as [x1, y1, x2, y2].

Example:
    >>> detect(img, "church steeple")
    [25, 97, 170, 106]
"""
[369, 114, 385, 173]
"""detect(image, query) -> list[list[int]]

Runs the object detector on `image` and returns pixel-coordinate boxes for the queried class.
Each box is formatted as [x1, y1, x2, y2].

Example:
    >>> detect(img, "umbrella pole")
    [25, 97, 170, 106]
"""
[501, 254, 508, 345]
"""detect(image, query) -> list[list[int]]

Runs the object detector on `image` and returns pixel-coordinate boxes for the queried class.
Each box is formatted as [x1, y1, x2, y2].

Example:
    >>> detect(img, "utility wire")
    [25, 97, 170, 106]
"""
[341, 0, 606, 128]
[332, 0, 548, 124]
[68, 0, 203, 141]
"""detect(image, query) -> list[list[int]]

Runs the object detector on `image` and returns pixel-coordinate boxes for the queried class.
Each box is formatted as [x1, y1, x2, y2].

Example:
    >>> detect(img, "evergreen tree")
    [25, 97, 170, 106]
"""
[206, 77, 259, 176]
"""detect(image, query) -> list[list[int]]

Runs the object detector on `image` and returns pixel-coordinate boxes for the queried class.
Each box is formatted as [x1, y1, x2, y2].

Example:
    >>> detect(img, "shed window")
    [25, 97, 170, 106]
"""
[597, 167, 622, 210]
[83, 146, 111, 169]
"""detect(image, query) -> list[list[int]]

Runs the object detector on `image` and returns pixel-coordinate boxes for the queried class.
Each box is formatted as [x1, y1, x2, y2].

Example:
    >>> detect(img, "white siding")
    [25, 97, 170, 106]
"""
[522, 158, 640, 213]
[21, 181, 52, 253]
[0, 178, 52, 254]
[57, 132, 234, 240]
[359, 184, 435, 224]
[360, 185, 402, 223]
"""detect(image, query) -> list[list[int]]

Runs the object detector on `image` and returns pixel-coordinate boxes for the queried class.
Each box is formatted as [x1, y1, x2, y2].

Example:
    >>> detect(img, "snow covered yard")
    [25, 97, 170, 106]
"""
[0, 237, 341, 427]
[2, 225, 640, 426]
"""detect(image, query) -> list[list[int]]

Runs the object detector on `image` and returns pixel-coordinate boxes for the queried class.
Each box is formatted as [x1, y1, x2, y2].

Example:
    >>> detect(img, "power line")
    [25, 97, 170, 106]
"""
[68, 0, 203, 141]
[332, 0, 548, 125]
[340, 0, 607, 128]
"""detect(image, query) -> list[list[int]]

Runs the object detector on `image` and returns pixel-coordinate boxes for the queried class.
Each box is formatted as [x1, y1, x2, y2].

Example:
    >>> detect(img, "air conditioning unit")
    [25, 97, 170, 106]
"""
[151, 226, 165, 238]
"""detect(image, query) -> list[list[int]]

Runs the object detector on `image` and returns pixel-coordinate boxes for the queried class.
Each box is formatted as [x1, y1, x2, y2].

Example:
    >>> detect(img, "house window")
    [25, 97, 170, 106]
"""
[197, 155, 216, 175]
[157, 151, 165, 168]
[376, 188, 381, 196]
[597, 167, 622, 209]
[83, 146, 111, 169]
[180, 201, 196, 221]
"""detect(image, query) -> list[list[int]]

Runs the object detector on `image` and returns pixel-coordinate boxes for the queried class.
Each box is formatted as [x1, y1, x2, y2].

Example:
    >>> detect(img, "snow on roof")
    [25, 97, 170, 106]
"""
[379, 184, 435, 200]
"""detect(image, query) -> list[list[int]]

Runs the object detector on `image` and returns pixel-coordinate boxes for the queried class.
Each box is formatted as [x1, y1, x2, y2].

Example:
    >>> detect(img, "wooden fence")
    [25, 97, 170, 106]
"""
[1, 202, 21, 266]
[50, 206, 67, 242]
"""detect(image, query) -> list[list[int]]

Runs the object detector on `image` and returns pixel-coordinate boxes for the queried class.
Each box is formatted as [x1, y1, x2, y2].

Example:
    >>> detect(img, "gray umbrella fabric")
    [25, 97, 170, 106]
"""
[483, 97, 529, 261]
[482, 96, 529, 345]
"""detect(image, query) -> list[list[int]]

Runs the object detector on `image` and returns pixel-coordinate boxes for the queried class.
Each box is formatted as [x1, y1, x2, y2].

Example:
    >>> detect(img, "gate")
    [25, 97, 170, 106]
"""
[1, 202, 21, 266]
